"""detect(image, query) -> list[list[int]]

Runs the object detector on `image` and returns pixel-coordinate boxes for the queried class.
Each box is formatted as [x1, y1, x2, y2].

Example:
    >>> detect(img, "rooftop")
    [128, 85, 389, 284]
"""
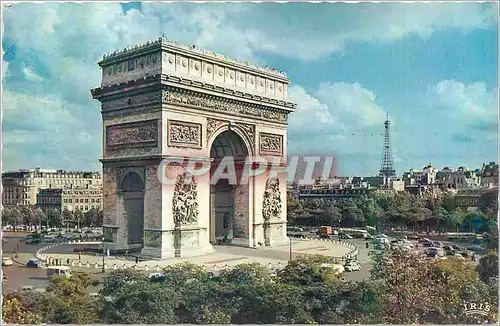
[100, 36, 288, 79]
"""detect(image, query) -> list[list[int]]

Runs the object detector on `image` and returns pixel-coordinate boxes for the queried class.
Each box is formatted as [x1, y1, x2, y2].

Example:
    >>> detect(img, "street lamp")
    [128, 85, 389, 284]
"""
[289, 238, 292, 261]
[101, 237, 105, 273]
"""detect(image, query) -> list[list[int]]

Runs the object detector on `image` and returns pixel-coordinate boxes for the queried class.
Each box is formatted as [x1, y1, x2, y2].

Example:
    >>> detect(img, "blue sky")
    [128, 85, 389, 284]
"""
[2, 2, 498, 176]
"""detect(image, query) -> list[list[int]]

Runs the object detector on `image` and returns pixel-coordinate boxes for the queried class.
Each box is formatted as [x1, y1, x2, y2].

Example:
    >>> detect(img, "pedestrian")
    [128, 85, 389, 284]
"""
[135, 256, 139, 264]
[365, 242, 369, 249]
[66, 258, 70, 265]
[78, 252, 81, 261]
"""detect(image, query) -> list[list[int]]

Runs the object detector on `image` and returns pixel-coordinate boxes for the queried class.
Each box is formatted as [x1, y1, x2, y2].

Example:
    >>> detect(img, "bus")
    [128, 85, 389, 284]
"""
[340, 228, 371, 239]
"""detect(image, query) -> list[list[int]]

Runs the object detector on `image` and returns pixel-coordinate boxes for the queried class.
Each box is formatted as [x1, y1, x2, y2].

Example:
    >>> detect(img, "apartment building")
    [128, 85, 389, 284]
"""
[480, 162, 498, 188]
[2, 168, 102, 206]
[36, 185, 103, 215]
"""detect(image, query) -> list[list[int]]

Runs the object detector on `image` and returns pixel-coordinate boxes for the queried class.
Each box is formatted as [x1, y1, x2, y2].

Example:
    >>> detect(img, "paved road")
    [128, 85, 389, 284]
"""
[2, 234, 104, 294]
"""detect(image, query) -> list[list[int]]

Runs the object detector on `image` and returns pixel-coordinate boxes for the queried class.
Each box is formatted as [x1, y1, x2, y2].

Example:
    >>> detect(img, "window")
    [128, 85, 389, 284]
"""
[85, 206, 88, 211]
[85, 199, 89, 203]
[64, 199, 67, 203]
[91, 199, 95, 203]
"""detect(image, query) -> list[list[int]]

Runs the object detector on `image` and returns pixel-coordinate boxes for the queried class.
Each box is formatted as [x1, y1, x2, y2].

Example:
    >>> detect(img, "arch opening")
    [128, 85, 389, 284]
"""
[209, 130, 250, 246]
[120, 172, 145, 246]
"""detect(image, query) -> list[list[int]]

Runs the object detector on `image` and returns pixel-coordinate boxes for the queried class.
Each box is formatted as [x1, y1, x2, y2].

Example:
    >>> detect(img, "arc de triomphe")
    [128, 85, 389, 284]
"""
[91, 37, 296, 259]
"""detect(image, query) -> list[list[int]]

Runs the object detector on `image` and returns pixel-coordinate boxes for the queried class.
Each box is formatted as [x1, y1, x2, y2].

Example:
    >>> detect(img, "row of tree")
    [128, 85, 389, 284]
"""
[3, 250, 498, 324]
[288, 191, 498, 234]
[2, 206, 103, 229]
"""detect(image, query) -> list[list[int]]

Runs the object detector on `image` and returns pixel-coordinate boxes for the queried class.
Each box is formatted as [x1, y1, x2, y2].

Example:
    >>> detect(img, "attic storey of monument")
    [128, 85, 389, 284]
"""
[91, 37, 296, 259]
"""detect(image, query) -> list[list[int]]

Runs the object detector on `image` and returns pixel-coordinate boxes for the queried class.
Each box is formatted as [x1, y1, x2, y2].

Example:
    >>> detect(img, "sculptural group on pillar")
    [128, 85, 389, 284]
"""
[172, 173, 199, 226]
[262, 177, 282, 221]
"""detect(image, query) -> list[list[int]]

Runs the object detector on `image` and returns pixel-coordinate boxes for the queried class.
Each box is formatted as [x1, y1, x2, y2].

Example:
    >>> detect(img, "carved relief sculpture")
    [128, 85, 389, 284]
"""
[162, 89, 288, 123]
[106, 119, 158, 150]
[262, 177, 282, 221]
[237, 123, 255, 149]
[172, 173, 199, 226]
[168, 120, 202, 148]
[260, 133, 283, 155]
[206, 118, 226, 142]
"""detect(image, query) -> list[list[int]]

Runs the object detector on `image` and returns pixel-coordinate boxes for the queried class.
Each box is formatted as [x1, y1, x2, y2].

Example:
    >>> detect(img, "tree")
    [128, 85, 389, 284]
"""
[341, 204, 364, 227]
[370, 249, 440, 323]
[34, 208, 46, 230]
[84, 208, 99, 227]
[430, 258, 493, 323]
[45, 272, 101, 323]
[477, 250, 499, 283]
[2, 297, 42, 324]
[325, 205, 342, 226]
[101, 272, 178, 323]
[20, 205, 37, 226]
[74, 208, 84, 229]
[277, 255, 341, 286]
[48, 208, 63, 227]
[62, 208, 74, 228]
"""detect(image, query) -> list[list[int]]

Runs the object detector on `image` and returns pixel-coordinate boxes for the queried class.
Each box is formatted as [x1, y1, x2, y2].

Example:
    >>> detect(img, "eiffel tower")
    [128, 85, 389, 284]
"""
[379, 113, 396, 179]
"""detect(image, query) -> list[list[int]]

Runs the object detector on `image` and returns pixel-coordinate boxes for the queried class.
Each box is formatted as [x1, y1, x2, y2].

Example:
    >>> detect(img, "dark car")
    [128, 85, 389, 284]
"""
[422, 241, 433, 247]
[459, 251, 470, 258]
[26, 259, 42, 268]
[451, 244, 461, 251]
[432, 241, 442, 248]
[444, 248, 456, 256]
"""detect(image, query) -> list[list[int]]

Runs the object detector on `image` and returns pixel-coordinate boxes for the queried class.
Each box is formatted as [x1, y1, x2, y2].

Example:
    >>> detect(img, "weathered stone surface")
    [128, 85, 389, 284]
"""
[92, 38, 294, 258]
[172, 173, 199, 226]
[262, 177, 282, 221]
[260, 132, 283, 155]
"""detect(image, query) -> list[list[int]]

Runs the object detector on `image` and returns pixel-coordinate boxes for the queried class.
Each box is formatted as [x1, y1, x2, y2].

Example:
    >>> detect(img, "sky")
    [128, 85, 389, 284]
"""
[2, 2, 499, 177]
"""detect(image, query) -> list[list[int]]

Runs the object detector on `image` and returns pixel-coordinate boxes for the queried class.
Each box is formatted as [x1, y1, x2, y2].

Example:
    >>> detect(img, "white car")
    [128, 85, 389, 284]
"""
[2, 257, 13, 266]
[344, 261, 361, 272]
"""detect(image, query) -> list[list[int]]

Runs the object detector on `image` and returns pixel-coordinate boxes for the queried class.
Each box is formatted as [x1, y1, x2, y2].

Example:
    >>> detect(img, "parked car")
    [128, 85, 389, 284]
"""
[432, 241, 443, 247]
[454, 253, 465, 260]
[422, 241, 433, 247]
[451, 244, 461, 251]
[148, 272, 166, 282]
[2, 257, 14, 266]
[418, 237, 431, 243]
[344, 261, 361, 272]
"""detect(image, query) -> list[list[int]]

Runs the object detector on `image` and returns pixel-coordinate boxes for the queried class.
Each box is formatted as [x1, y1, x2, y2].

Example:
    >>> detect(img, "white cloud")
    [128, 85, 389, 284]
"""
[22, 66, 44, 82]
[1, 2, 497, 172]
[289, 82, 386, 132]
[432, 80, 498, 130]
[287, 82, 387, 155]
[2, 90, 100, 171]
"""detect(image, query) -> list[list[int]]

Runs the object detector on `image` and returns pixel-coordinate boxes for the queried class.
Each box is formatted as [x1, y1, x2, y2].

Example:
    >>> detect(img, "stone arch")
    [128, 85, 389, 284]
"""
[209, 129, 250, 245]
[120, 171, 145, 246]
[207, 123, 255, 157]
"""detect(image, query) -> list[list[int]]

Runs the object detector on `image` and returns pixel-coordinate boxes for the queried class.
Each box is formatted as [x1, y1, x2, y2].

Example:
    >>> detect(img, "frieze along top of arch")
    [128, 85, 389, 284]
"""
[96, 37, 294, 103]
[99, 86, 292, 124]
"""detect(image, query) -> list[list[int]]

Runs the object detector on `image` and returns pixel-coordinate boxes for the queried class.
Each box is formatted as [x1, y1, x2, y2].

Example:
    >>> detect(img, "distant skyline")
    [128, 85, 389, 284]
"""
[2, 2, 498, 176]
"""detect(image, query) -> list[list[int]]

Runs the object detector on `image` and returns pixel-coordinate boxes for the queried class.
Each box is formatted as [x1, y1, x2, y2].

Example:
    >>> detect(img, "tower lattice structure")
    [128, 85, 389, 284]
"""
[379, 113, 396, 178]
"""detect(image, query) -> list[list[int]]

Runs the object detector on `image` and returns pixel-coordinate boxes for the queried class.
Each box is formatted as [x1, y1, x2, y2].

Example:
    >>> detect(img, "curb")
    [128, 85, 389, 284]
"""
[34, 238, 360, 272]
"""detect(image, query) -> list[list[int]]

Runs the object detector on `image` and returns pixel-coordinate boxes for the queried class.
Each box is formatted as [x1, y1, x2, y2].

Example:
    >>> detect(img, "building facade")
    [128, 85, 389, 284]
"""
[480, 162, 498, 188]
[2, 168, 102, 206]
[91, 38, 295, 259]
[36, 186, 103, 215]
